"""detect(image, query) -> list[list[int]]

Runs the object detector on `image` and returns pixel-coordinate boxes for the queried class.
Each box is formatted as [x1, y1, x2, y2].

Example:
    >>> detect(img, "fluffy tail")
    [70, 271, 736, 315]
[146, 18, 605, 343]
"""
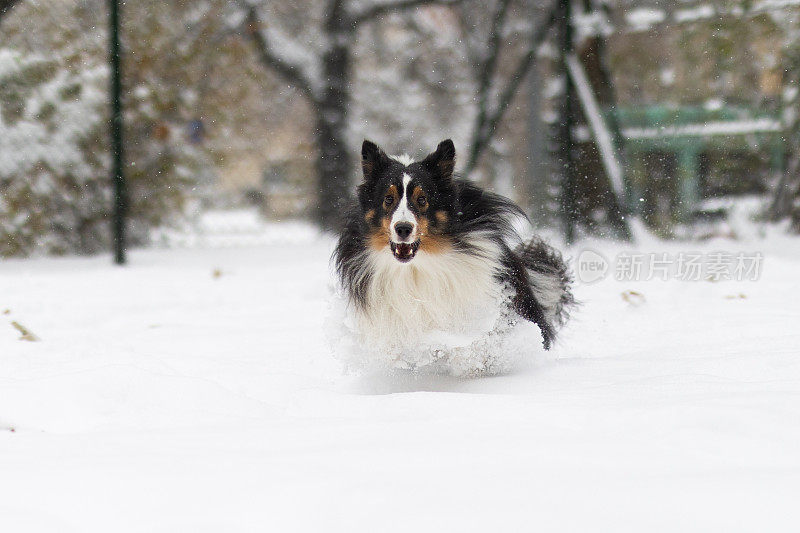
[516, 237, 575, 344]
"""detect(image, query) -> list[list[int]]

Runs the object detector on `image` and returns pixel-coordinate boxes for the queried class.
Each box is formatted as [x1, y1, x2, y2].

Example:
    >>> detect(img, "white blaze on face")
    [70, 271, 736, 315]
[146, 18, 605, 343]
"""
[390, 173, 417, 242]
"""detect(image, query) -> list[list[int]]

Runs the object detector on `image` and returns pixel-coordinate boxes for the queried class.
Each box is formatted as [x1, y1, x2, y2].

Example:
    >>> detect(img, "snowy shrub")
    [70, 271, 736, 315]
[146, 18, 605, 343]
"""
[0, 48, 199, 257]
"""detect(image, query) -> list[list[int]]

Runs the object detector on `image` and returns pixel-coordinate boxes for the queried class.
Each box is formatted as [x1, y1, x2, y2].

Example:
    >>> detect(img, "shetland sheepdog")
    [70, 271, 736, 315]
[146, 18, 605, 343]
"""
[333, 139, 574, 353]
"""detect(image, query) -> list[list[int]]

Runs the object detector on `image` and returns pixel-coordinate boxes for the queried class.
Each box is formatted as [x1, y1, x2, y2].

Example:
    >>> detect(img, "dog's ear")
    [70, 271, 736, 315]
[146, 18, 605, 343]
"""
[361, 140, 389, 182]
[422, 139, 455, 180]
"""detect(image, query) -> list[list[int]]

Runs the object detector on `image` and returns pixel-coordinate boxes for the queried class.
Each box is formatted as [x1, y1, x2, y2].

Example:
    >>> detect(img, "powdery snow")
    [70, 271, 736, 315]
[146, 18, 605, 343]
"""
[2, 218, 800, 532]
[328, 283, 542, 376]
[625, 8, 666, 32]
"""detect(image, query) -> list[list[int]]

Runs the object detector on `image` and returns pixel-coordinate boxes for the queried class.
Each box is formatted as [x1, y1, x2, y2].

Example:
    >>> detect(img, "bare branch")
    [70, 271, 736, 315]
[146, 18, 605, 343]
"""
[238, 2, 317, 103]
[486, 5, 557, 136]
[465, 2, 558, 175]
[482, 0, 512, 88]
[0, 0, 21, 26]
[326, 0, 347, 29]
[466, 0, 512, 177]
[353, 0, 464, 26]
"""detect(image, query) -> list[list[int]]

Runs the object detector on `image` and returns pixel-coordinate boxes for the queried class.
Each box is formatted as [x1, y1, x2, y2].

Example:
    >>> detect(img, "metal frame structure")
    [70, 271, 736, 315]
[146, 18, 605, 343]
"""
[109, 0, 126, 265]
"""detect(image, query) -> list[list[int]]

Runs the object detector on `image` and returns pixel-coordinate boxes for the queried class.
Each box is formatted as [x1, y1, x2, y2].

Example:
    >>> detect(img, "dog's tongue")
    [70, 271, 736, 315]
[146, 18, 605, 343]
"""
[391, 241, 418, 262]
[395, 243, 414, 258]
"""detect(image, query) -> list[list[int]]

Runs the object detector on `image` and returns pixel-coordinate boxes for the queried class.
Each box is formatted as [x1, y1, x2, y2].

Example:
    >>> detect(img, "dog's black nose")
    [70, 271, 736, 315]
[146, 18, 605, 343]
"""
[394, 222, 413, 241]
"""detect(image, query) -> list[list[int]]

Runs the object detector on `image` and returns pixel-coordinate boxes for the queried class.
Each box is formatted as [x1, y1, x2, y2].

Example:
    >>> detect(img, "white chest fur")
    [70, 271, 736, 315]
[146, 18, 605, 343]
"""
[355, 237, 504, 347]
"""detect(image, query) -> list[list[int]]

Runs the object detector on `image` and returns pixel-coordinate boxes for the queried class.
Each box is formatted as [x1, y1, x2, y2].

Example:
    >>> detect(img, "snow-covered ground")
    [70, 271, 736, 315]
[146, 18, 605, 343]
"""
[2, 213, 800, 532]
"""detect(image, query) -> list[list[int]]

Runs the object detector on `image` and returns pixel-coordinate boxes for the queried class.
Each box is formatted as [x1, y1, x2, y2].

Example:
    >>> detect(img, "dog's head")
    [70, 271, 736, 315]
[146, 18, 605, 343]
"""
[358, 139, 458, 263]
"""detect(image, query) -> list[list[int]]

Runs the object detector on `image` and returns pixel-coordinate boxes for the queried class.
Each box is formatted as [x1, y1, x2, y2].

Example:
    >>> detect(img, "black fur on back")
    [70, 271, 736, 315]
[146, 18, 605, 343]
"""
[517, 236, 575, 328]
[446, 179, 525, 255]
[333, 202, 373, 307]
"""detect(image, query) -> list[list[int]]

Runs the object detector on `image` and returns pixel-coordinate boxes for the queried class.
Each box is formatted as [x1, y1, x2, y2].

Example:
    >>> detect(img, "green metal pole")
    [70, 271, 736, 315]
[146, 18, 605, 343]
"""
[109, 0, 126, 265]
[677, 146, 699, 223]
[557, 0, 576, 244]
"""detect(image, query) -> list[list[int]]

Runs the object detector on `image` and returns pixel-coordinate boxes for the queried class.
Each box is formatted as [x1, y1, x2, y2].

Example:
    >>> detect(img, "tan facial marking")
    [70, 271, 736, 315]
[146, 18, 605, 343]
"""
[434, 210, 448, 225]
[418, 233, 452, 254]
[365, 209, 376, 223]
[411, 186, 429, 212]
[416, 215, 451, 254]
[385, 185, 399, 208]
[368, 215, 392, 251]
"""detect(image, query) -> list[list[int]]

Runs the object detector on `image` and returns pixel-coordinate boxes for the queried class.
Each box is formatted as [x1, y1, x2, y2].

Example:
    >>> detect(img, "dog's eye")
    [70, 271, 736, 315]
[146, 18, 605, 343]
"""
[417, 196, 427, 208]
[384, 195, 394, 208]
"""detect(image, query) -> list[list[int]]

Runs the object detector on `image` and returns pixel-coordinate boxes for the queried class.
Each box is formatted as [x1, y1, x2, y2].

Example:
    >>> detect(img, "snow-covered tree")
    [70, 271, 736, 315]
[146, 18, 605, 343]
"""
[349, 6, 476, 160]
[0, 0, 20, 25]
[0, 1, 205, 257]
[229, 0, 566, 229]
[0, 49, 109, 255]
[229, 0, 472, 230]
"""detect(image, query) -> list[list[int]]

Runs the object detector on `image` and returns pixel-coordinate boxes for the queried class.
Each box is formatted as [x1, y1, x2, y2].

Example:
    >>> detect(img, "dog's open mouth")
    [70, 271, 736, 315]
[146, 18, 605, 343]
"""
[390, 240, 420, 263]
